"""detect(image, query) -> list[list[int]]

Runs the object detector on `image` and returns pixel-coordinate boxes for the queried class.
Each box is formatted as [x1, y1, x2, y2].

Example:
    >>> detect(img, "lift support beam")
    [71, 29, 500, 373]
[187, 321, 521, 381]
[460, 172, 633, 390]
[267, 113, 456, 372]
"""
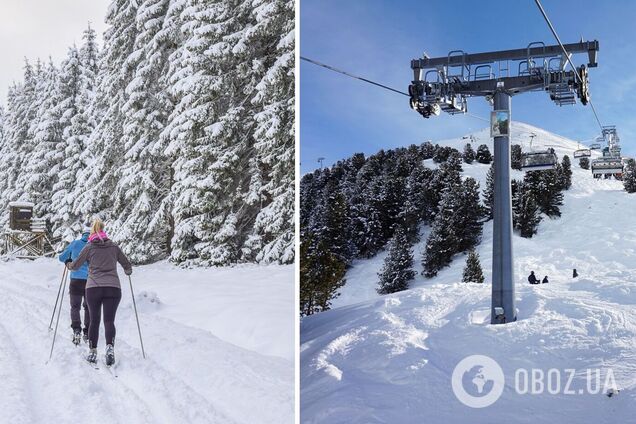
[411, 40, 598, 70]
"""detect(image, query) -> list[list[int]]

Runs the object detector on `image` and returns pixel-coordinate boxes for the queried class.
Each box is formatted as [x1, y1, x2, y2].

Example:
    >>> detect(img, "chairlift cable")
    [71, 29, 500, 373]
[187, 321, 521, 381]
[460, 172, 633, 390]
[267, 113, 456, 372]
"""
[300, 56, 409, 97]
[533, 0, 603, 131]
[301, 55, 491, 124]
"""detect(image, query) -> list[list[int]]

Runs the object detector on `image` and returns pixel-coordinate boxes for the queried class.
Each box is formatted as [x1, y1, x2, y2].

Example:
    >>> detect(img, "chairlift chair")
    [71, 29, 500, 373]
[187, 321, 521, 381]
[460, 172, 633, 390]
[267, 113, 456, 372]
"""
[573, 148, 591, 159]
[591, 157, 623, 178]
[521, 149, 558, 171]
[589, 143, 601, 150]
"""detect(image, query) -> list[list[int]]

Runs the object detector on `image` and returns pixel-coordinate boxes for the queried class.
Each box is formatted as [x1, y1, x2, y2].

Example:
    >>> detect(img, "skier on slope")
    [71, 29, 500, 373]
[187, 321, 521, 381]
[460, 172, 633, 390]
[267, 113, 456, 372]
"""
[542, 276, 549, 284]
[67, 218, 133, 366]
[58, 223, 91, 345]
[528, 271, 539, 285]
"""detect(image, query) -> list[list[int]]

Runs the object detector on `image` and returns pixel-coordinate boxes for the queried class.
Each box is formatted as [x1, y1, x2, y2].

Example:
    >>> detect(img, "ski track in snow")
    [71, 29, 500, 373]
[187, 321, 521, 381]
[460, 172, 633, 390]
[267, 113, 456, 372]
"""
[0, 261, 293, 424]
[301, 122, 636, 423]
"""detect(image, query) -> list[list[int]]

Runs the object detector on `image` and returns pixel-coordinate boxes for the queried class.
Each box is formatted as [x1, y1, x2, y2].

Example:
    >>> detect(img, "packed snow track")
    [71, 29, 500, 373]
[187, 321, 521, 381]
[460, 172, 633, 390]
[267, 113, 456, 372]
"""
[0, 259, 293, 424]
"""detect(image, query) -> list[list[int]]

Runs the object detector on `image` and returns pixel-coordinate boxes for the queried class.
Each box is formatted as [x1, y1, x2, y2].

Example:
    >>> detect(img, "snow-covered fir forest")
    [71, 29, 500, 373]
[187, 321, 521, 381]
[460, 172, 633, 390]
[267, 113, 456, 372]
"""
[300, 140, 573, 316]
[0, 0, 294, 266]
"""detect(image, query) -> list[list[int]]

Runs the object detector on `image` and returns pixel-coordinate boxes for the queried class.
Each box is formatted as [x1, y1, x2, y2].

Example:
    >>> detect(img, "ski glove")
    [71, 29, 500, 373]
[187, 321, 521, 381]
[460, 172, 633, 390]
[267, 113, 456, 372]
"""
[65, 258, 72, 264]
[125, 269, 133, 276]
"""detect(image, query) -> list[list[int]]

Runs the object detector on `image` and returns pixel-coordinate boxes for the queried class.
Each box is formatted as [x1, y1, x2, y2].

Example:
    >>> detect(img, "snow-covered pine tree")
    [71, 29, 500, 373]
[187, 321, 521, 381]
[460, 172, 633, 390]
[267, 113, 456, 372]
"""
[403, 163, 432, 240]
[483, 164, 494, 220]
[423, 176, 483, 277]
[524, 169, 563, 218]
[356, 172, 386, 257]
[421, 141, 435, 159]
[377, 227, 415, 294]
[110, 0, 174, 263]
[73, 0, 140, 227]
[560, 155, 572, 190]
[623, 159, 636, 193]
[513, 181, 541, 237]
[22, 59, 63, 222]
[462, 250, 484, 283]
[456, 177, 483, 251]
[422, 184, 461, 278]
[463, 143, 475, 164]
[321, 180, 353, 262]
[579, 157, 590, 170]
[511, 144, 522, 170]
[49, 46, 87, 240]
[433, 146, 457, 163]
[476, 144, 493, 164]
[3, 61, 39, 204]
[244, 0, 295, 264]
[299, 233, 346, 316]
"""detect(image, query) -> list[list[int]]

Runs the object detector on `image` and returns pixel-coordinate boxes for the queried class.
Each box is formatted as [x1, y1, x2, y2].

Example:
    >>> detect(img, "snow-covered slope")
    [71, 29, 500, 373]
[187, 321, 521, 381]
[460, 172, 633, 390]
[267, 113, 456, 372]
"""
[0, 259, 293, 424]
[301, 122, 636, 423]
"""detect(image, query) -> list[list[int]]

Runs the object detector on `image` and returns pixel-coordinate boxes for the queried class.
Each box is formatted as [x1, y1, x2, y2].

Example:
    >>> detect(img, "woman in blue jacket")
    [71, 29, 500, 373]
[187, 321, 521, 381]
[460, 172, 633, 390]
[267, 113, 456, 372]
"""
[58, 225, 91, 345]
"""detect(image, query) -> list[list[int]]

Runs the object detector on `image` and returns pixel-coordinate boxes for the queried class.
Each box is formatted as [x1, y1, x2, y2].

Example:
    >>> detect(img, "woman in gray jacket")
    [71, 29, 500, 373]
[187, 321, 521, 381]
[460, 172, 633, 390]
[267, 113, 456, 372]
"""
[68, 218, 132, 365]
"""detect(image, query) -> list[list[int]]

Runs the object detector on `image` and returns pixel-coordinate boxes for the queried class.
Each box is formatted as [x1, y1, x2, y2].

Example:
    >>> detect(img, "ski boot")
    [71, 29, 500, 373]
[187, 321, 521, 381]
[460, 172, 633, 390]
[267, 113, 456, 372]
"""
[82, 330, 89, 344]
[72, 330, 81, 346]
[105, 344, 115, 366]
[86, 348, 97, 364]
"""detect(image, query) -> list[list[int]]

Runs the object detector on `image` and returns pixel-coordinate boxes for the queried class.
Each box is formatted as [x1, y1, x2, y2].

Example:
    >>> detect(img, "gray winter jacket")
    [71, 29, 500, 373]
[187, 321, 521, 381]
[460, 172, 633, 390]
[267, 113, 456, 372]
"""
[69, 238, 133, 289]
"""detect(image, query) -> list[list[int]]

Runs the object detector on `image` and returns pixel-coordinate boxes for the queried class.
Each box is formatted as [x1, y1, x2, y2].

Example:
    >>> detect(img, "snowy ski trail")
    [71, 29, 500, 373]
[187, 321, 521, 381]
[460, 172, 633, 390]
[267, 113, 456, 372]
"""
[0, 261, 293, 424]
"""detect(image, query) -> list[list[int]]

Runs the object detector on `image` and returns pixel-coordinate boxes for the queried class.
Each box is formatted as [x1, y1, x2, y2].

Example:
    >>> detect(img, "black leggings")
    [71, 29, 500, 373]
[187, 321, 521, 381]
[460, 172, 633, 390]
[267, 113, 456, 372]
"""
[69, 279, 89, 333]
[86, 287, 122, 348]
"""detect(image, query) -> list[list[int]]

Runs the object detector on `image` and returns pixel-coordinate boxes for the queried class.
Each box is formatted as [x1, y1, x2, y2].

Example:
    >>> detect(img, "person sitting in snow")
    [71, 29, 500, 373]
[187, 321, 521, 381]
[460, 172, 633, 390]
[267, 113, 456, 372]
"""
[58, 223, 91, 345]
[528, 271, 539, 285]
[542, 276, 549, 284]
[573, 268, 578, 278]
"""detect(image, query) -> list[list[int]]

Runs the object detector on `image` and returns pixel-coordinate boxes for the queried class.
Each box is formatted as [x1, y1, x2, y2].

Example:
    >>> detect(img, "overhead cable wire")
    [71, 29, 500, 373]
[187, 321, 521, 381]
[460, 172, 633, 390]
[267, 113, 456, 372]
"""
[300, 56, 409, 97]
[301, 55, 490, 124]
[533, 0, 604, 131]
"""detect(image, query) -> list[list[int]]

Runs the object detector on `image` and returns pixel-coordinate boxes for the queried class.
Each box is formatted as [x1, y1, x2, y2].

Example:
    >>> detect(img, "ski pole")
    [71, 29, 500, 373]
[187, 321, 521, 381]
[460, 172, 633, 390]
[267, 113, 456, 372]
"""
[128, 275, 146, 359]
[48, 267, 67, 331]
[48, 267, 68, 362]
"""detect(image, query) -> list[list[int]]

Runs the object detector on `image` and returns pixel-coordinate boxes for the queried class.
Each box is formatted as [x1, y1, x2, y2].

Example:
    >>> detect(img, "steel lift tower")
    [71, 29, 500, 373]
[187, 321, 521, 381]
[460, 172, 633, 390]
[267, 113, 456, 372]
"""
[408, 41, 599, 324]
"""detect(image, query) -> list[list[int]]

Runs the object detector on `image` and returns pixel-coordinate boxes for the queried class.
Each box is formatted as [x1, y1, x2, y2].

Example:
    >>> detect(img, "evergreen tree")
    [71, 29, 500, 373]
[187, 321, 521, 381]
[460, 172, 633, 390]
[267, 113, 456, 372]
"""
[511, 144, 522, 170]
[244, 0, 295, 264]
[559, 155, 572, 190]
[476, 144, 493, 164]
[300, 234, 346, 316]
[513, 182, 542, 238]
[483, 164, 494, 220]
[457, 177, 483, 251]
[110, 0, 174, 263]
[463, 143, 475, 164]
[623, 159, 636, 193]
[579, 157, 590, 170]
[462, 250, 484, 283]
[422, 178, 483, 277]
[377, 227, 415, 294]
[524, 170, 563, 218]
[421, 141, 435, 159]
[433, 146, 458, 163]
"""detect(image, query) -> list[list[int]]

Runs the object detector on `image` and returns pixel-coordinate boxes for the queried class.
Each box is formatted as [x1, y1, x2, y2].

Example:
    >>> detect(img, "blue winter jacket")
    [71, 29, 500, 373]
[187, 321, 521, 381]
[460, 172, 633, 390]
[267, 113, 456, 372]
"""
[59, 233, 90, 280]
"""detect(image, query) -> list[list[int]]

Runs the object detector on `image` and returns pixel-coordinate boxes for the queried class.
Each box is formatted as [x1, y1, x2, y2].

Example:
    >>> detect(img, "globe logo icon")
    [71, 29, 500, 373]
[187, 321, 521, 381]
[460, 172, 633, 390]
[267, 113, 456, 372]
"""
[451, 355, 505, 408]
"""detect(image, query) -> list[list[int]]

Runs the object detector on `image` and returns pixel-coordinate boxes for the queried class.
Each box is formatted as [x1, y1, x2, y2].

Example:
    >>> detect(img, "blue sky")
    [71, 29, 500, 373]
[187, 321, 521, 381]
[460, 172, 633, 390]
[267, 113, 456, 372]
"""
[300, 0, 636, 173]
